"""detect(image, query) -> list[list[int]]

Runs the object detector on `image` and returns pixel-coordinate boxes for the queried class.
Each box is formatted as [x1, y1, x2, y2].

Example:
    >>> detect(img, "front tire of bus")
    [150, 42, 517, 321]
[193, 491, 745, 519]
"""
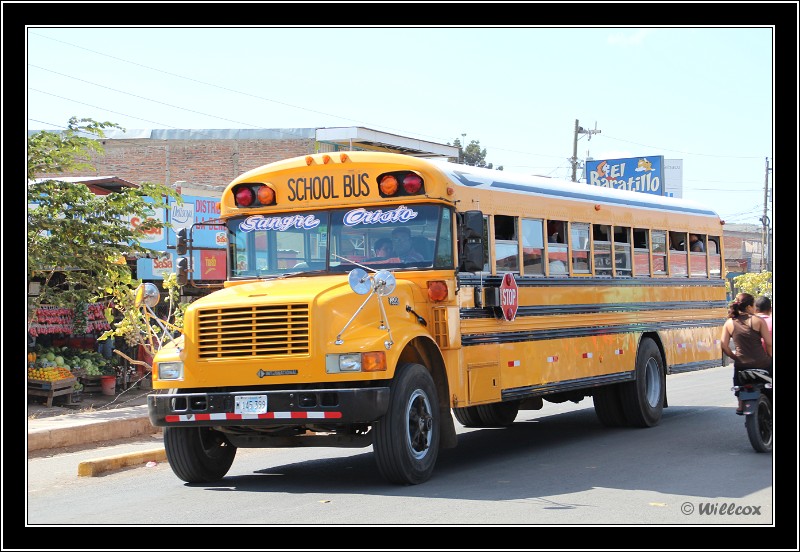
[373, 363, 440, 485]
[620, 337, 665, 428]
[163, 426, 237, 483]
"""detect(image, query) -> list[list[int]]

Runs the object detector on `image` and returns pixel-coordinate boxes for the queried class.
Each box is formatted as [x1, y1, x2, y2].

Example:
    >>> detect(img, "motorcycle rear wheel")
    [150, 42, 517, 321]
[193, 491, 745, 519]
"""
[745, 394, 772, 453]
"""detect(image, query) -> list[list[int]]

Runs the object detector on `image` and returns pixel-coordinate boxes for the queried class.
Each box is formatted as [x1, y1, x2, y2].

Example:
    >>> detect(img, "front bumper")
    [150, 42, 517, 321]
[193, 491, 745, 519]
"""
[147, 387, 391, 428]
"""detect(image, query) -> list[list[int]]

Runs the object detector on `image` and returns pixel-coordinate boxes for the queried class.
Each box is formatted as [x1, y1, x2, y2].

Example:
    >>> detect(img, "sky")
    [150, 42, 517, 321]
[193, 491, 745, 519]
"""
[25, 24, 778, 227]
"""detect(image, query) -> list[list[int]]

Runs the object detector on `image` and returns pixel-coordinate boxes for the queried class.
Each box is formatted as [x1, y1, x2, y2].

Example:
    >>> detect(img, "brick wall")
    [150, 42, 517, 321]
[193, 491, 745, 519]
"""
[36, 137, 316, 191]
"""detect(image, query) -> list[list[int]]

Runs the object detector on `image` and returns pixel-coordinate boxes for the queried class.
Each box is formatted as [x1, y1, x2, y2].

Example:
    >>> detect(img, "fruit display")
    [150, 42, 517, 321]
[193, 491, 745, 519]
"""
[28, 365, 74, 382]
[33, 345, 113, 373]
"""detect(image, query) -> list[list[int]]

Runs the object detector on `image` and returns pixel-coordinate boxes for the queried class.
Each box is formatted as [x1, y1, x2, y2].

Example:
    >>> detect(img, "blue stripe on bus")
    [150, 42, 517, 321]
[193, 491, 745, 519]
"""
[449, 170, 719, 217]
[461, 300, 728, 319]
[461, 319, 725, 346]
[457, 275, 727, 288]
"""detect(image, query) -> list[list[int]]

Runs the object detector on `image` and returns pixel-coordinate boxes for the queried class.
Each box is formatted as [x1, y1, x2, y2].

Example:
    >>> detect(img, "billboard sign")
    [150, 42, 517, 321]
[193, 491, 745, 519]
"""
[136, 194, 227, 281]
[585, 155, 665, 196]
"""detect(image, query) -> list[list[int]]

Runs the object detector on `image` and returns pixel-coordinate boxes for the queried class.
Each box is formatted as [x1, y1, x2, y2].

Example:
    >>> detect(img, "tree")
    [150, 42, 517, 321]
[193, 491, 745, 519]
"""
[732, 271, 772, 300]
[27, 117, 180, 331]
[450, 137, 503, 171]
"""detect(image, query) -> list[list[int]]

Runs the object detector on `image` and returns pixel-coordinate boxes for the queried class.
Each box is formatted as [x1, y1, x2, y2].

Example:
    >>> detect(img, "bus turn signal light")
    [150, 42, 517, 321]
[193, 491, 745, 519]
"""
[379, 175, 398, 196]
[362, 351, 387, 372]
[256, 185, 276, 205]
[427, 280, 448, 302]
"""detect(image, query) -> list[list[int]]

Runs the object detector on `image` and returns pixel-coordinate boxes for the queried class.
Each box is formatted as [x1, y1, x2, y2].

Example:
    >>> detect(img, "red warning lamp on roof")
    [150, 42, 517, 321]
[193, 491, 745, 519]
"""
[378, 172, 425, 198]
[233, 184, 277, 207]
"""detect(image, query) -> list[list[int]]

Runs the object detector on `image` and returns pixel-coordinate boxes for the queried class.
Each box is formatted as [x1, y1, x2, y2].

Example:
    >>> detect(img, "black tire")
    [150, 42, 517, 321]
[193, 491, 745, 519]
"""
[453, 405, 483, 427]
[620, 337, 665, 427]
[475, 400, 519, 427]
[163, 426, 237, 483]
[373, 363, 440, 485]
[593, 384, 628, 427]
[745, 394, 772, 453]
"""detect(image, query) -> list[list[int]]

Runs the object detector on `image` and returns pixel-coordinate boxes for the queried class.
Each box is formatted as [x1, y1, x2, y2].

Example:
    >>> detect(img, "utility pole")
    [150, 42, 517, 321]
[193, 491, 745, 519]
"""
[760, 157, 772, 271]
[571, 119, 601, 182]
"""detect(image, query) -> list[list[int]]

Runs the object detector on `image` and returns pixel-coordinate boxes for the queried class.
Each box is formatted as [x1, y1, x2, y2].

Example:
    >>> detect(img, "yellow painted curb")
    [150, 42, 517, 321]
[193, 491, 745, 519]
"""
[77, 448, 167, 477]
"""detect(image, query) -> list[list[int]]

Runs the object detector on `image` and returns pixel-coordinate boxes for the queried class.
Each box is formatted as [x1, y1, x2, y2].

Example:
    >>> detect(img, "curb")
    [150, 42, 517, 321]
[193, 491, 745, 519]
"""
[28, 415, 160, 452]
[78, 448, 168, 476]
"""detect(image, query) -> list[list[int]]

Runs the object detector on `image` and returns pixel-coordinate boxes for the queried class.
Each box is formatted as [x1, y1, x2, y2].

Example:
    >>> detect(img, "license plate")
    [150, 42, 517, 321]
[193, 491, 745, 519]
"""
[234, 395, 268, 415]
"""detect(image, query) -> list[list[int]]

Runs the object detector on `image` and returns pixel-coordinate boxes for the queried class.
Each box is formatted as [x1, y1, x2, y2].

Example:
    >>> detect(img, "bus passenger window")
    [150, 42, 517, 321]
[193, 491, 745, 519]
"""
[571, 222, 590, 274]
[521, 218, 544, 276]
[668, 231, 688, 276]
[633, 228, 650, 276]
[494, 215, 519, 272]
[651, 230, 667, 274]
[689, 233, 707, 278]
[708, 235, 722, 278]
[546, 220, 567, 275]
[593, 224, 612, 275]
[614, 227, 632, 276]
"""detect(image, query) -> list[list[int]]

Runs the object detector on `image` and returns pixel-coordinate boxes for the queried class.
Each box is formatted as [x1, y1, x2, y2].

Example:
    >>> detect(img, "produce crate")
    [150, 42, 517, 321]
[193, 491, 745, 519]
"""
[81, 375, 102, 393]
[28, 376, 77, 408]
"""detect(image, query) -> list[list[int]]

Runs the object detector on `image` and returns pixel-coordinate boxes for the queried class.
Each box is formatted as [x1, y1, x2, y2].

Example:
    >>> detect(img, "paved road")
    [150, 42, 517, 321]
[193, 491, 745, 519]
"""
[21, 366, 789, 539]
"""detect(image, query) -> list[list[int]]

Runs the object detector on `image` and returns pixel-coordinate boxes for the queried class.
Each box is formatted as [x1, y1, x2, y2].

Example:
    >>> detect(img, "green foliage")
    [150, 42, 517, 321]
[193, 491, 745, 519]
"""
[451, 137, 503, 170]
[732, 271, 772, 300]
[27, 117, 181, 327]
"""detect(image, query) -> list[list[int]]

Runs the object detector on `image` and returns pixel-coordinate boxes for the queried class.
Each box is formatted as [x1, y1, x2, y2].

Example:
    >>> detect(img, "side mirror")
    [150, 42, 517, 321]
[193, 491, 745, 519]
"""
[176, 228, 189, 255]
[458, 210, 485, 272]
[176, 257, 189, 286]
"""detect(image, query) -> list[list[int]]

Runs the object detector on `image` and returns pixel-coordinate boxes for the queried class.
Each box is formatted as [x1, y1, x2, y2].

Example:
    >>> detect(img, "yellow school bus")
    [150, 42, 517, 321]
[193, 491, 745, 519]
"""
[148, 151, 727, 485]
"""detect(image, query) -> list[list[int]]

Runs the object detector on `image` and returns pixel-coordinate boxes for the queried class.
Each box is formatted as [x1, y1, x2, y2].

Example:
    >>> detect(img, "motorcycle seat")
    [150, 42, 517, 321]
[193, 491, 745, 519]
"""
[739, 369, 772, 384]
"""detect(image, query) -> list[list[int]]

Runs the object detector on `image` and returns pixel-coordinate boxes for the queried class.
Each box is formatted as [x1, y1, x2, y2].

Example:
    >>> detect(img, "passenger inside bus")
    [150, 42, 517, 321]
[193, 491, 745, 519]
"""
[391, 227, 424, 262]
[689, 233, 705, 252]
[367, 237, 393, 260]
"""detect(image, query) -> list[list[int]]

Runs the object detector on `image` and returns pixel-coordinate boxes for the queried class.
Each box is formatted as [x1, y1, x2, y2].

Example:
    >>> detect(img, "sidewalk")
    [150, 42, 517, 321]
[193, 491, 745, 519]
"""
[27, 385, 165, 473]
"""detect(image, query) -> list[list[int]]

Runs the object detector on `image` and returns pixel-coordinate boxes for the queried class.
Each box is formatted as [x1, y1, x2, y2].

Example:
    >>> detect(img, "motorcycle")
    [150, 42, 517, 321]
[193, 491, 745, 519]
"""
[733, 369, 773, 452]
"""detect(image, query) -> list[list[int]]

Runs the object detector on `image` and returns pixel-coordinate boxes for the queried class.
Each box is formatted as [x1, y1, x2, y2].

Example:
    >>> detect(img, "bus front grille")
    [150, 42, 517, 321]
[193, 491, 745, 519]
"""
[196, 304, 310, 359]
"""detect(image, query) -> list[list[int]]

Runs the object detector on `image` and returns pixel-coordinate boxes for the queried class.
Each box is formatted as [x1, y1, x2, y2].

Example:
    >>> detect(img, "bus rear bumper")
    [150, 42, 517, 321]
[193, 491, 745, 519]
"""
[147, 387, 391, 428]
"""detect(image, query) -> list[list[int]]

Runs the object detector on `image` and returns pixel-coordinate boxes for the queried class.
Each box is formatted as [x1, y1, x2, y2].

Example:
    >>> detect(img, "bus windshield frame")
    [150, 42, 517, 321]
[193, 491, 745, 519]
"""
[227, 203, 453, 279]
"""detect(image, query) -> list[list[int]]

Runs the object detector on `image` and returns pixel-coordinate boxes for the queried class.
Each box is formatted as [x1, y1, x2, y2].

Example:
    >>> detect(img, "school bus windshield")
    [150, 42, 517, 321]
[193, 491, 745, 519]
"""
[227, 203, 453, 278]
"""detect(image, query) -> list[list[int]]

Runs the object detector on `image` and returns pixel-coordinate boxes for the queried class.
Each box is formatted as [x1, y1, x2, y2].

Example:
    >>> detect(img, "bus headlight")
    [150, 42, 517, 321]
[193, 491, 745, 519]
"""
[158, 362, 184, 380]
[326, 352, 387, 373]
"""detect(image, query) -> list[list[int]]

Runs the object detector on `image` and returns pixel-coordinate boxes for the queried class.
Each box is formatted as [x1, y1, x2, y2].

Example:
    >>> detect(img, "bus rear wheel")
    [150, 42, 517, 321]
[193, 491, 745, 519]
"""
[163, 426, 237, 483]
[475, 400, 519, 427]
[620, 337, 665, 427]
[593, 384, 628, 427]
[453, 405, 483, 427]
[373, 363, 440, 485]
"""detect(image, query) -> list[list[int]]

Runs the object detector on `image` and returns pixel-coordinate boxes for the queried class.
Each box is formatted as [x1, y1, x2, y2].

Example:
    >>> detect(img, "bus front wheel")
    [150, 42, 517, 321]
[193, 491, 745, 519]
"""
[620, 337, 665, 427]
[163, 426, 237, 483]
[373, 363, 440, 485]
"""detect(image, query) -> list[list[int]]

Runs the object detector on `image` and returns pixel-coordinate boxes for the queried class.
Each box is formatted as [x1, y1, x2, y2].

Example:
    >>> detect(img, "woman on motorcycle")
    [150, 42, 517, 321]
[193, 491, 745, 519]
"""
[720, 292, 773, 415]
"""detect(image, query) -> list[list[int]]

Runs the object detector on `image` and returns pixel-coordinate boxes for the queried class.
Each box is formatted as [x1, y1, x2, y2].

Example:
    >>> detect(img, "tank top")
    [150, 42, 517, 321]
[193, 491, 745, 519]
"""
[731, 314, 771, 368]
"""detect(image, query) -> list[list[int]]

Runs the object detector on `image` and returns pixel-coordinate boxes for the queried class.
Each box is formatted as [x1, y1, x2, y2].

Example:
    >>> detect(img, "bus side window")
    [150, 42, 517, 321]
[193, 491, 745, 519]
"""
[689, 232, 707, 278]
[570, 222, 590, 274]
[593, 224, 612, 276]
[708, 235, 722, 278]
[434, 208, 454, 268]
[652, 230, 667, 274]
[669, 231, 688, 277]
[521, 218, 544, 276]
[614, 226, 632, 276]
[546, 219, 568, 275]
[633, 227, 650, 276]
[482, 215, 491, 273]
[494, 215, 519, 273]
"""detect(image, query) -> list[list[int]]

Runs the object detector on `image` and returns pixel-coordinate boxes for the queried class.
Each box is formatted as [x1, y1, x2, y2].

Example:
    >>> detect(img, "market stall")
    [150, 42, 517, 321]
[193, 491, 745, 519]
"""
[27, 302, 137, 405]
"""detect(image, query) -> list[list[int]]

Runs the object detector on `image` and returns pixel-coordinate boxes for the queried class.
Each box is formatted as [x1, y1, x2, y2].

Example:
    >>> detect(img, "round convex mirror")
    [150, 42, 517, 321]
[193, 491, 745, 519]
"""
[348, 268, 372, 295]
[373, 270, 396, 296]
